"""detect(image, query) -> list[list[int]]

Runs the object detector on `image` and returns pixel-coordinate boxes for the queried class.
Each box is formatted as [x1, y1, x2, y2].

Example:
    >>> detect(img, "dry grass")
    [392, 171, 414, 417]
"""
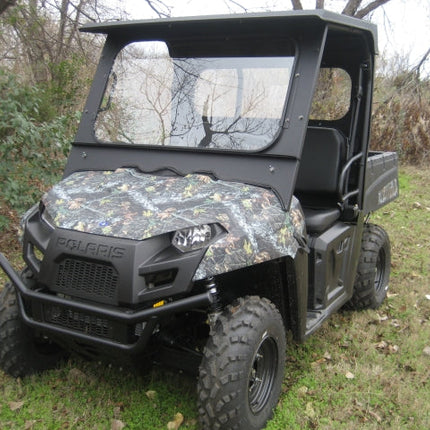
[372, 76, 430, 164]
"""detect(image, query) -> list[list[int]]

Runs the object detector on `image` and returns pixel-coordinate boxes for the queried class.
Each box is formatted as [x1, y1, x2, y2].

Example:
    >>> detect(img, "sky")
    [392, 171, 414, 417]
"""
[117, 0, 430, 74]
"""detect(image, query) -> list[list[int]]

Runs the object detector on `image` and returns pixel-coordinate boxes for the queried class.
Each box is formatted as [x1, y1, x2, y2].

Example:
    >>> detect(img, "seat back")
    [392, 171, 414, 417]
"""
[295, 127, 346, 207]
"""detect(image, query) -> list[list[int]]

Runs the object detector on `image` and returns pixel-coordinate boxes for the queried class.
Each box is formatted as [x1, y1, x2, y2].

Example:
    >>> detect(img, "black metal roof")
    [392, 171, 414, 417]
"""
[80, 10, 378, 54]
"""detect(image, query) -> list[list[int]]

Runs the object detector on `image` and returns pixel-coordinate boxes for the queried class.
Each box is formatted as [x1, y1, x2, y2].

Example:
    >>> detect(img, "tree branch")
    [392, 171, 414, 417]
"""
[145, 0, 171, 18]
[224, 0, 248, 13]
[342, 0, 362, 16]
[68, 0, 97, 23]
[291, 0, 303, 10]
[354, 0, 392, 19]
[411, 47, 430, 79]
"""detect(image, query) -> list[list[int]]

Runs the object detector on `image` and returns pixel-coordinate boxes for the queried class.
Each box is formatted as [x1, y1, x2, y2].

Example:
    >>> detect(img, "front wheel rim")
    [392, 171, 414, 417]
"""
[248, 335, 278, 414]
[375, 248, 387, 294]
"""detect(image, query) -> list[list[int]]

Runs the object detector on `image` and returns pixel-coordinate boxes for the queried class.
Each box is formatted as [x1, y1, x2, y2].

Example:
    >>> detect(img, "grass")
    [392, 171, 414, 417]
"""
[0, 165, 429, 429]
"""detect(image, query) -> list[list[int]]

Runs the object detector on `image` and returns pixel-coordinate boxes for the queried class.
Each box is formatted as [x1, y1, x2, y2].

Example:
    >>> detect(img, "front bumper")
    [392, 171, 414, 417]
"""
[0, 252, 214, 353]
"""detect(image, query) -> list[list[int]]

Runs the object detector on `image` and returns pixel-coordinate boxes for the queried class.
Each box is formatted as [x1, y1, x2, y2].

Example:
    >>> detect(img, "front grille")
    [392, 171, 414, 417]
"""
[55, 258, 118, 301]
[44, 304, 114, 340]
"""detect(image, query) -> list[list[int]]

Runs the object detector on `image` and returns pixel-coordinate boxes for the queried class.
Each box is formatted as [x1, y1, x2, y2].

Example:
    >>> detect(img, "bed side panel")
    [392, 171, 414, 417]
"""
[363, 151, 399, 214]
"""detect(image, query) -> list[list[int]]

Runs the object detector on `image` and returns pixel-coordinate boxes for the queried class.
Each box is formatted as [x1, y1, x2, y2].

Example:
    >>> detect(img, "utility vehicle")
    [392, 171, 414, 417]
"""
[0, 10, 398, 430]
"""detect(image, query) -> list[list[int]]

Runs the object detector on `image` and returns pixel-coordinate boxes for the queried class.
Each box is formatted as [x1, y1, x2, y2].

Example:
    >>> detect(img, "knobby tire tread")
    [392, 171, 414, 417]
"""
[0, 282, 65, 377]
[346, 224, 391, 310]
[197, 296, 285, 430]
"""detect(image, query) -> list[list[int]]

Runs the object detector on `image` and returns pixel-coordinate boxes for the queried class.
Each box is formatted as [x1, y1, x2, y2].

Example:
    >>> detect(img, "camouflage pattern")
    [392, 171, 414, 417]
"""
[42, 168, 306, 280]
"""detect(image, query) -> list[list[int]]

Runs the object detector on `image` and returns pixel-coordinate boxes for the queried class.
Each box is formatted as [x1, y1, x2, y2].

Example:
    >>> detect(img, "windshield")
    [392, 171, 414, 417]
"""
[95, 41, 295, 151]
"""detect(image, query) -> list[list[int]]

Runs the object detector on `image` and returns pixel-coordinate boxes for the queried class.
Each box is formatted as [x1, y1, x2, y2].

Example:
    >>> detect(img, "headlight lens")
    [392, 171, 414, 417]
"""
[40, 206, 56, 230]
[172, 224, 213, 253]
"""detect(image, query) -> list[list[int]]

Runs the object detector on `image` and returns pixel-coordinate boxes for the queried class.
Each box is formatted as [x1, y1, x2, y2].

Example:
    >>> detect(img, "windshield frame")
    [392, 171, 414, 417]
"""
[69, 13, 337, 210]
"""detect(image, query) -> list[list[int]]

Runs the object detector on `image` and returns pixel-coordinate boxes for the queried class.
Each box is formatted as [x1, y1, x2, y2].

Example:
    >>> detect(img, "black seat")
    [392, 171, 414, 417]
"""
[295, 127, 346, 233]
[301, 207, 341, 234]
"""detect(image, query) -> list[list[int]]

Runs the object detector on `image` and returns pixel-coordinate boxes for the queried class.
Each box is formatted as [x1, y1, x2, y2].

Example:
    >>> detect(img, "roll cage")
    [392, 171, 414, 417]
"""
[67, 10, 377, 212]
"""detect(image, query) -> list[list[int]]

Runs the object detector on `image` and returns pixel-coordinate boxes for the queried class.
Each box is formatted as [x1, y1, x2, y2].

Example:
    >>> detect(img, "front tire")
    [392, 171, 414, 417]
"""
[347, 223, 391, 310]
[0, 282, 67, 377]
[197, 296, 286, 430]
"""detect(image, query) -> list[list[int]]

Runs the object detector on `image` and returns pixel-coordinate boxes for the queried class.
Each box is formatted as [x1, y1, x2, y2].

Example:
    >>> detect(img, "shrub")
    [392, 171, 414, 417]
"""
[0, 69, 77, 214]
[371, 73, 430, 164]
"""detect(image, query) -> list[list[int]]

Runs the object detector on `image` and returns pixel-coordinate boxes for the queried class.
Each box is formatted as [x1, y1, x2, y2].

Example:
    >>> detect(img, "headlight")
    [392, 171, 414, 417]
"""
[172, 224, 213, 253]
[40, 205, 56, 230]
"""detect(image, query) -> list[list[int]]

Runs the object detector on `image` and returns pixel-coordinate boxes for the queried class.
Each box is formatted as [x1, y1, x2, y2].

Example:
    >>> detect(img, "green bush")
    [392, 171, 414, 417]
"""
[0, 69, 77, 214]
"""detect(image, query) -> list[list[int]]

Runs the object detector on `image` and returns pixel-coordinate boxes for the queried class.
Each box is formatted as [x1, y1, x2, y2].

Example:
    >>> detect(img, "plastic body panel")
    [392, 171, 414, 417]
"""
[23, 211, 208, 306]
[311, 223, 355, 309]
[305, 219, 363, 337]
[363, 151, 399, 214]
[0, 252, 214, 354]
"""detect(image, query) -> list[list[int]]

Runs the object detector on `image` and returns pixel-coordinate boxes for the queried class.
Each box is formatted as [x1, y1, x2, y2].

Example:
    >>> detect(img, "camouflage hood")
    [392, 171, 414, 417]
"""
[42, 168, 306, 279]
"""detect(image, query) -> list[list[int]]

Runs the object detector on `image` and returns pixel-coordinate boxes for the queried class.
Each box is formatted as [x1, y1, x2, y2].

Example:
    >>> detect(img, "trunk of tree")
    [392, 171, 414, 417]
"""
[19, 1, 52, 83]
[1, 0, 104, 84]
[0, 0, 16, 15]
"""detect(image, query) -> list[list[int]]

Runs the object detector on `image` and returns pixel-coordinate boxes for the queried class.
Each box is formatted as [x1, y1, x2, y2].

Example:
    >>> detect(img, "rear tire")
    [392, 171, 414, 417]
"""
[0, 282, 67, 377]
[197, 296, 286, 430]
[347, 224, 391, 310]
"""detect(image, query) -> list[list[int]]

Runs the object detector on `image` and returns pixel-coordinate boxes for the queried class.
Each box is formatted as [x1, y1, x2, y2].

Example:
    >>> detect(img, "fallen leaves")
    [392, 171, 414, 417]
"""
[374, 340, 400, 354]
[376, 313, 389, 322]
[167, 412, 184, 430]
[345, 371, 355, 380]
[145, 390, 157, 401]
[24, 420, 37, 430]
[309, 350, 357, 383]
[8, 400, 24, 411]
[311, 350, 332, 367]
[367, 410, 383, 423]
[368, 310, 410, 332]
[354, 399, 383, 423]
[67, 367, 95, 385]
[145, 390, 158, 408]
[113, 403, 124, 419]
[297, 386, 309, 397]
[305, 402, 316, 418]
[411, 201, 430, 211]
[111, 419, 125, 430]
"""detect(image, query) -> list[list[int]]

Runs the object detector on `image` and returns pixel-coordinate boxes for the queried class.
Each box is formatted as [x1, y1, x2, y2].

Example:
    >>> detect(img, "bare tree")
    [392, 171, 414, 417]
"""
[289, 0, 393, 17]
[344, 0, 392, 19]
[139, 0, 393, 20]
[0, 1, 118, 83]
[282, 1, 393, 19]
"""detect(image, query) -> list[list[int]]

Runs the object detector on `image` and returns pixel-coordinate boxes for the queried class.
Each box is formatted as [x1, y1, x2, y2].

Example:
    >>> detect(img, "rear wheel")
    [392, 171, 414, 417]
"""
[197, 296, 286, 430]
[347, 224, 391, 310]
[0, 282, 67, 377]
